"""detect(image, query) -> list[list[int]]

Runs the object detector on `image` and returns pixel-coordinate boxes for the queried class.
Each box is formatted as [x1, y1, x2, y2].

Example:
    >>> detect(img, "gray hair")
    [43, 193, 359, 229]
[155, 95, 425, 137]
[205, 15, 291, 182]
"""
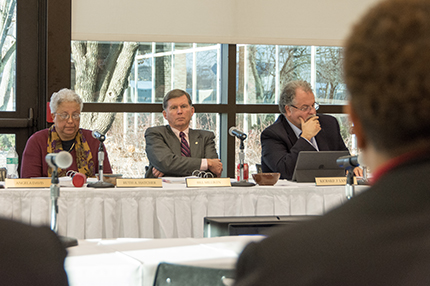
[278, 80, 313, 114]
[50, 88, 83, 114]
[163, 89, 192, 110]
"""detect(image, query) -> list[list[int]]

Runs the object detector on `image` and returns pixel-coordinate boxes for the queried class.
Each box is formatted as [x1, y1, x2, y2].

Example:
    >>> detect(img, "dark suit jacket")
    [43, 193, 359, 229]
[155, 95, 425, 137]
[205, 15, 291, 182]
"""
[0, 219, 69, 285]
[261, 114, 349, 180]
[145, 125, 219, 177]
[235, 153, 430, 286]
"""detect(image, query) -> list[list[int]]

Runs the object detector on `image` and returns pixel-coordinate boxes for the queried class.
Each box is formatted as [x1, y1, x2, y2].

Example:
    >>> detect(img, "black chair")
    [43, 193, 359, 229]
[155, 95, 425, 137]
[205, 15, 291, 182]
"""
[153, 262, 235, 286]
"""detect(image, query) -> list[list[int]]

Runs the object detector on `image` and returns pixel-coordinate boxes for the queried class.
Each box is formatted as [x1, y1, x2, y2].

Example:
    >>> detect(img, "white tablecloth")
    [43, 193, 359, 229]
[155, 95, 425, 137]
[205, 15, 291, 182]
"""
[0, 179, 368, 239]
[65, 235, 264, 286]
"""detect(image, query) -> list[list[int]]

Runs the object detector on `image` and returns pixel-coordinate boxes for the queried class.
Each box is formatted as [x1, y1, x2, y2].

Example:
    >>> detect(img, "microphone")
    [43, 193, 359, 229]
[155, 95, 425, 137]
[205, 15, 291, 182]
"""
[336, 155, 363, 168]
[66, 171, 87, 187]
[229, 127, 247, 140]
[46, 151, 73, 169]
[92, 130, 106, 142]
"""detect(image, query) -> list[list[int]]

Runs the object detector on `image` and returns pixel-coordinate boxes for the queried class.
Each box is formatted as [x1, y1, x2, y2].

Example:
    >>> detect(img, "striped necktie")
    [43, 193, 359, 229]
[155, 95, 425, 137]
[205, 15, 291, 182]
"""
[180, 132, 191, 157]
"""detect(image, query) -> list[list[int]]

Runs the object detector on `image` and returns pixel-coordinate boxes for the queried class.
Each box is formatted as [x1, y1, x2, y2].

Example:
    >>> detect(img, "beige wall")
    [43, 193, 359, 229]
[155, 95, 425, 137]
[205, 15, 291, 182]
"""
[72, 0, 380, 46]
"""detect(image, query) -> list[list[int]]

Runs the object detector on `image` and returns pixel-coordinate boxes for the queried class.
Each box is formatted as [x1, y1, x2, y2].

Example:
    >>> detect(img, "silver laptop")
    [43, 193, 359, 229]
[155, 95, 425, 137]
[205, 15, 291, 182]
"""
[291, 151, 349, 182]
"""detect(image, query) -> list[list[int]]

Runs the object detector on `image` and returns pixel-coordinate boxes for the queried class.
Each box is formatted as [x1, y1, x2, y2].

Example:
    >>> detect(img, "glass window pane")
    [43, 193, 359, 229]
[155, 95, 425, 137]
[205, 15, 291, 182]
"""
[0, 134, 16, 167]
[173, 52, 190, 91]
[175, 43, 193, 50]
[237, 45, 312, 105]
[237, 44, 346, 105]
[0, 0, 16, 112]
[155, 43, 172, 53]
[72, 41, 220, 105]
[102, 112, 163, 178]
[129, 57, 153, 103]
[191, 113, 219, 157]
[316, 47, 347, 104]
[195, 49, 218, 104]
[235, 113, 277, 174]
[328, 113, 356, 155]
[155, 55, 172, 101]
[137, 43, 152, 56]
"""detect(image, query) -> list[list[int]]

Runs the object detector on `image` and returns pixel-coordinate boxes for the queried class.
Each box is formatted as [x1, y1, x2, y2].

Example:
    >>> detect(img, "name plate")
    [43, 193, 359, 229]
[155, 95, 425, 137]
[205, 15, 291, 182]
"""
[116, 178, 162, 188]
[186, 178, 231, 187]
[5, 178, 51, 188]
[315, 177, 358, 186]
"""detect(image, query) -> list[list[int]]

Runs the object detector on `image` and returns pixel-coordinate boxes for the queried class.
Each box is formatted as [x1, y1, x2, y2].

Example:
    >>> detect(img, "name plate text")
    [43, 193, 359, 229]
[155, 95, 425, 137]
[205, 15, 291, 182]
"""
[186, 178, 231, 187]
[116, 178, 162, 187]
[315, 177, 357, 186]
[5, 178, 51, 188]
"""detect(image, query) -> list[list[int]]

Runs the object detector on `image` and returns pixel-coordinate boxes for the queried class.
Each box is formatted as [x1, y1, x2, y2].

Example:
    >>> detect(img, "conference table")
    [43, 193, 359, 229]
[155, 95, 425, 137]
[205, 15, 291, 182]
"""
[0, 178, 369, 239]
[65, 235, 265, 286]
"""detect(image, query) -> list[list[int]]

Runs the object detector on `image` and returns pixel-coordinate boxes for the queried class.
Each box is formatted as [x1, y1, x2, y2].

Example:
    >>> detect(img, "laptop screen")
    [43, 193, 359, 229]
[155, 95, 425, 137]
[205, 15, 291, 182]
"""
[292, 150, 349, 182]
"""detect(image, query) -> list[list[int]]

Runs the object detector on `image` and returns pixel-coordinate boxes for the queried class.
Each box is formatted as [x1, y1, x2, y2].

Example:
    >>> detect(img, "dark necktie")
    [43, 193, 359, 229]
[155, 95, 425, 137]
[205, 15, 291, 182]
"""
[180, 132, 191, 157]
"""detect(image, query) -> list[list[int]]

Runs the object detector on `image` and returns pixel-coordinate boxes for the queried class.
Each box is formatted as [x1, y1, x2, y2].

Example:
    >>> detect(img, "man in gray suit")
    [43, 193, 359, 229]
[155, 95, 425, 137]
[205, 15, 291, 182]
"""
[145, 89, 223, 178]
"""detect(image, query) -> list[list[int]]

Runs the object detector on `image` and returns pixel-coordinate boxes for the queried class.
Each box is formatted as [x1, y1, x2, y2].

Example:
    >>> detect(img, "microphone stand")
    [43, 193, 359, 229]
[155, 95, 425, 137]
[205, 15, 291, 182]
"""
[87, 139, 114, 188]
[345, 169, 355, 200]
[50, 168, 59, 233]
[50, 167, 78, 247]
[231, 138, 255, 187]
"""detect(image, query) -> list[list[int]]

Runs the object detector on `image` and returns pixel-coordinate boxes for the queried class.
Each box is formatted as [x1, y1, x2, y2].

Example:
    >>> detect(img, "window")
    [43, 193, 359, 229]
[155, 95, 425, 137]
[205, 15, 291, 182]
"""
[0, 0, 16, 112]
[0, 0, 44, 176]
[72, 41, 351, 178]
[237, 45, 347, 105]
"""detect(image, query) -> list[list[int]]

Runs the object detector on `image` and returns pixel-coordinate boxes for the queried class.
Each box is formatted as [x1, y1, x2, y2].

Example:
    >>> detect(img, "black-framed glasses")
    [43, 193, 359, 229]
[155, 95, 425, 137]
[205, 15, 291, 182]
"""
[290, 102, 319, 112]
[54, 113, 81, 121]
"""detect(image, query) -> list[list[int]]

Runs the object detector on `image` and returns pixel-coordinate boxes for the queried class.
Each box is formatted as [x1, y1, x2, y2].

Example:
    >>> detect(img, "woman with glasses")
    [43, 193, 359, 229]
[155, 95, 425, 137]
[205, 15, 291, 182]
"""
[21, 88, 112, 178]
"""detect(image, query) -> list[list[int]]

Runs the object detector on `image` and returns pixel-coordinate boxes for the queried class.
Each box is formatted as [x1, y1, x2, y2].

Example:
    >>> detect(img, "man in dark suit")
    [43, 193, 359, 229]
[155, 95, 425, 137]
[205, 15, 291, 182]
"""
[261, 80, 361, 180]
[0, 218, 69, 285]
[234, 0, 430, 285]
[145, 89, 223, 178]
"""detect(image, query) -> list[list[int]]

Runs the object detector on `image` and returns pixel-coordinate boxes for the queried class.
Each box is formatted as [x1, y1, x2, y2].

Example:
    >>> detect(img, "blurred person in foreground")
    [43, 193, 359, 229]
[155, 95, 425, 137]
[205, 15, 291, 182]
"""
[145, 89, 223, 178]
[21, 88, 112, 178]
[0, 218, 69, 285]
[235, 0, 430, 285]
[261, 80, 362, 180]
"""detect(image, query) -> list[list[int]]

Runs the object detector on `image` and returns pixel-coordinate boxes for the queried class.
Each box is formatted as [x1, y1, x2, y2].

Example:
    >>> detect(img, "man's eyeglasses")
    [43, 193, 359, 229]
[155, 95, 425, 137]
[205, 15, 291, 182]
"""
[55, 113, 81, 121]
[290, 102, 319, 112]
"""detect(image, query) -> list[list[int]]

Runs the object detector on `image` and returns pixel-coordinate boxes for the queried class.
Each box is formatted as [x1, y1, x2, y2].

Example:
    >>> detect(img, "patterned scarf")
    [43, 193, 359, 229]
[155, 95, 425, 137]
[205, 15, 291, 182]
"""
[47, 125, 95, 177]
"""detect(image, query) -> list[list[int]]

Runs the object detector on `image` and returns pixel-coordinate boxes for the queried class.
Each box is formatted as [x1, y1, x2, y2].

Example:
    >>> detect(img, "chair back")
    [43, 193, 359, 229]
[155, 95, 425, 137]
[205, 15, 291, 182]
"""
[153, 262, 235, 286]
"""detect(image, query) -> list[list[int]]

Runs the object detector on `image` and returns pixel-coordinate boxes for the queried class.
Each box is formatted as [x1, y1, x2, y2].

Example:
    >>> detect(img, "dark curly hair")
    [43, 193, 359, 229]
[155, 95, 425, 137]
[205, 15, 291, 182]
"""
[344, 0, 430, 154]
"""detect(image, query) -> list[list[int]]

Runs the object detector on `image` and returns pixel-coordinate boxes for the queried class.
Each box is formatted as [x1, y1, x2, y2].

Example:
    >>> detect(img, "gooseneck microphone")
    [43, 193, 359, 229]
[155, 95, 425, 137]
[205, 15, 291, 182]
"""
[228, 127, 247, 140]
[336, 154, 364, 200]
[92, 130, 106, 142]
[229, 126, 255, 187]
[336, 155, 361, 169]
[47, 150, 79, 247]
[87, 130, 114, 188]
[45, 151, 73, 169]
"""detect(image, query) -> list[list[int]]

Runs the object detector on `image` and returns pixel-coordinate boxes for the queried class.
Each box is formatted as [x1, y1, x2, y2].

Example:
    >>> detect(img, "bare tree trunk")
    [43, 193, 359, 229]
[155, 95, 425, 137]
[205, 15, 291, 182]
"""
[248, 46, 264, 104]
[72, 41, 138, 134]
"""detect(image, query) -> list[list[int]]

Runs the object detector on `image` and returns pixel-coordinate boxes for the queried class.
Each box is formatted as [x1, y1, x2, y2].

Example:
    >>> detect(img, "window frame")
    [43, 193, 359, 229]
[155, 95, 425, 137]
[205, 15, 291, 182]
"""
[23, 1, 346, 178]
[79, 44, 344, 178]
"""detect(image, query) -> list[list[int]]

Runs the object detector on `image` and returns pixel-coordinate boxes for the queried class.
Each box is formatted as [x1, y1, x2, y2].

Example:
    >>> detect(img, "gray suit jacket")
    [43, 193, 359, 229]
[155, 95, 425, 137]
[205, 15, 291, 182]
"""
[145, 125, 219, 178]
